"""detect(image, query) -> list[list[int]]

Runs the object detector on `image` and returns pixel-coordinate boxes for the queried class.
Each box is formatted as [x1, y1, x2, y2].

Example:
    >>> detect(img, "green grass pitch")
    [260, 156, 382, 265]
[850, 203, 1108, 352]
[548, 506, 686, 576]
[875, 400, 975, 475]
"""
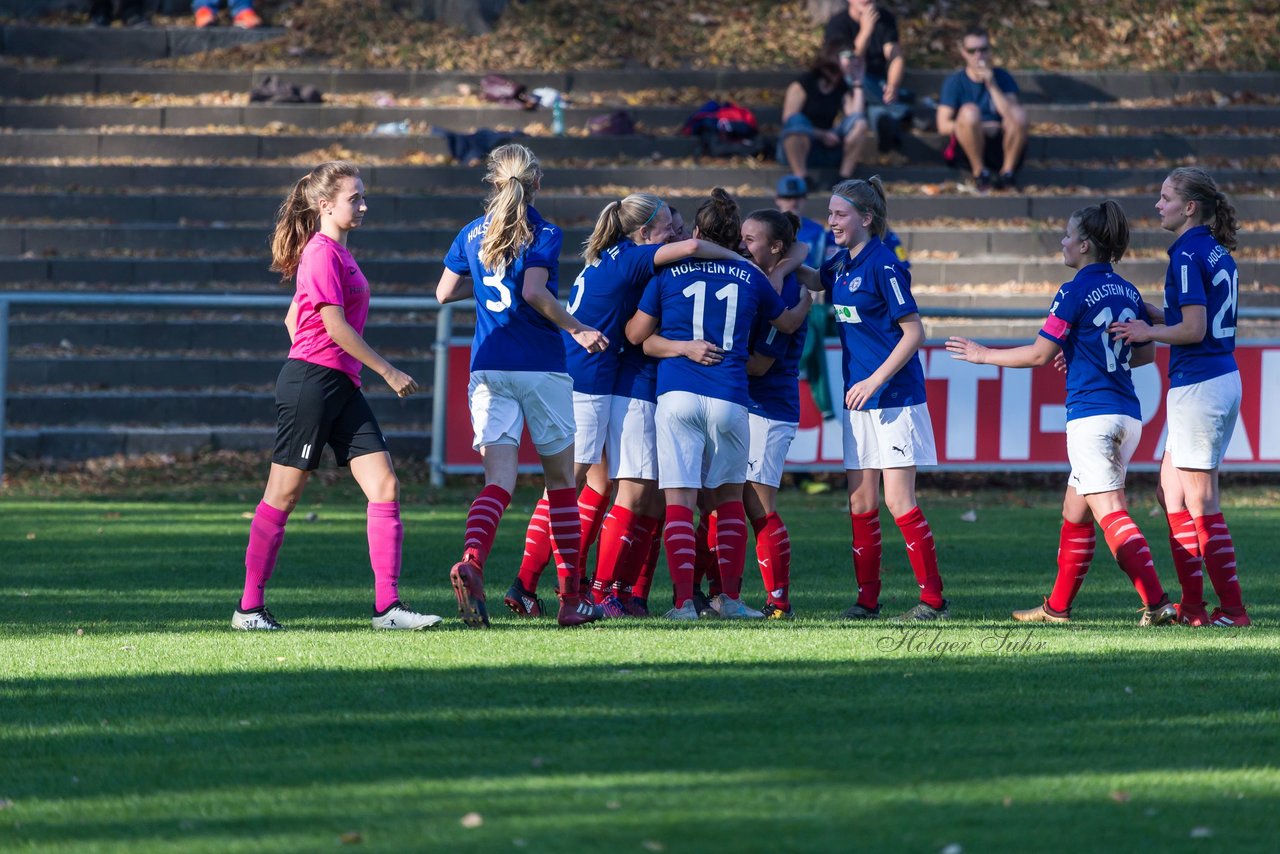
[2, 483, 1277, 852]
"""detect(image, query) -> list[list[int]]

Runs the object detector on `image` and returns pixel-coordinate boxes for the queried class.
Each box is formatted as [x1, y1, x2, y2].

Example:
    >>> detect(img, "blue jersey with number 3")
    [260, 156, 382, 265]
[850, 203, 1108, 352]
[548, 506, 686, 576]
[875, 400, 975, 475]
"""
[1039, 262, 1149, 421]
[821, 236, 925, 409]
[1163, 225, 1239, 388]
[562, 240, 662, 395]
[444, 205, 565, 373]
[637, 259, 785, 407]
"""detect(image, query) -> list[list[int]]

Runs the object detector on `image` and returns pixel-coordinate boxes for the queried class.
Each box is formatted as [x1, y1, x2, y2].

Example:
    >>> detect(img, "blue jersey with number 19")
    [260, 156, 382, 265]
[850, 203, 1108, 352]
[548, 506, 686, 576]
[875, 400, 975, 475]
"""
[1163, 225, 1239, 388]
[637, 258, 785, 407]
[820, 236, 926, 409]
[563, 239, 662, 395]
[443, 205, 565, 373]
[1039, 262, 1149, 421]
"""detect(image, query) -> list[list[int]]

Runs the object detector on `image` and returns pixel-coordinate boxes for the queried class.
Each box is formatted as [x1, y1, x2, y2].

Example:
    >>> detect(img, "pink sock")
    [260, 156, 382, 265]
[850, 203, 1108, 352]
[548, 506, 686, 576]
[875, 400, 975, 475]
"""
[368, 501, 403, 612]
[241, 501, 290, 610]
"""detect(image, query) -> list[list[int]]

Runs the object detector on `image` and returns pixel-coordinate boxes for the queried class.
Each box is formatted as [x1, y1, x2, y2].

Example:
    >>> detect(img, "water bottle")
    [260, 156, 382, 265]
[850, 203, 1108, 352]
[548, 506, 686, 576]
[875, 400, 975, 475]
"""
[551, 97, 565, 136]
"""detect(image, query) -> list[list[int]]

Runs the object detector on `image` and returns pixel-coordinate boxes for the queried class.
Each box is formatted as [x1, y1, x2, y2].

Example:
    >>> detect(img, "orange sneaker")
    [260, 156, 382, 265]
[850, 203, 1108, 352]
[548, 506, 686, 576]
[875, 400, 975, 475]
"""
[232, 8, 262, 28]
[193, 6, 215, 27]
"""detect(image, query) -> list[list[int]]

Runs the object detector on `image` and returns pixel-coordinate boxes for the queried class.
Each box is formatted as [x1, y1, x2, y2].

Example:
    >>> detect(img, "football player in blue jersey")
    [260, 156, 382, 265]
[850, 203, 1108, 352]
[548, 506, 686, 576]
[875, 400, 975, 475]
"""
[948, 200, 1178, 626]
[435, 143, 607, 629]
[740, 209, 810, 619]
[626, 189, 811, 620]
[1111, 167, 1251, 628]
[820, 176, 947, 621]
[504, 193, 747, 618]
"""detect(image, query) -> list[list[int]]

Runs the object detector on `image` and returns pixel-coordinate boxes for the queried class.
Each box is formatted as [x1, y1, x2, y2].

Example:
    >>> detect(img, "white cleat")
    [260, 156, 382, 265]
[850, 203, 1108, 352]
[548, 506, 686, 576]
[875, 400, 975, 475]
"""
[372, 601, 443, 630]
[663, 599, 700, 621]
[711, 593, 764, 619]
[232, 606, 283, 631]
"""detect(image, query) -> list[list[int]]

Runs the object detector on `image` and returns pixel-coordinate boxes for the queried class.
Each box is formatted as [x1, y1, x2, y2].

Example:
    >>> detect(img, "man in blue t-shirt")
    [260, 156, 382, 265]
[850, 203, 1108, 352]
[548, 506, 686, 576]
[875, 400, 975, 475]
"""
[935, 25, 1028, 191]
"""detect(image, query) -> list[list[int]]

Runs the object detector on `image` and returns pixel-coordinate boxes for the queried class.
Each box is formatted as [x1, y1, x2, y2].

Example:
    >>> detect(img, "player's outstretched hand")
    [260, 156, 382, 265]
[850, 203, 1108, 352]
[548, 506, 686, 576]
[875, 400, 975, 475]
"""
[572, 326, 610, 354]
[1052, 351, 1067, 374]
[1109, 318, 1152, 344]
[383, 367, 419, 398]
[682, 339, 724, 366]
[944, 335, 986, 364]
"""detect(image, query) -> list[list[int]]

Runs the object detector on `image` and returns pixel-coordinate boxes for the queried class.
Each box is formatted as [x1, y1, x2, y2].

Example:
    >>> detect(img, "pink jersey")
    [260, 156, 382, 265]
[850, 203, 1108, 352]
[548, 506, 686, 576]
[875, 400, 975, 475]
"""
[287, 233, 370, 386]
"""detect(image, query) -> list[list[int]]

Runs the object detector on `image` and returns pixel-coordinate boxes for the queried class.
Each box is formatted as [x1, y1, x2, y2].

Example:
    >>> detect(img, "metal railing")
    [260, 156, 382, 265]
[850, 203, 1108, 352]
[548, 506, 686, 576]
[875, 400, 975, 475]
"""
[3, 292, 1280, 485]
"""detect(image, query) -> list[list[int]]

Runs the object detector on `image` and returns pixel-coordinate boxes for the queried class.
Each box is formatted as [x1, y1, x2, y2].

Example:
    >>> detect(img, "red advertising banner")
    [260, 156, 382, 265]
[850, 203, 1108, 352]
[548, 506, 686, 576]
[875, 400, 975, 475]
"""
[443, 341, 1280, 473]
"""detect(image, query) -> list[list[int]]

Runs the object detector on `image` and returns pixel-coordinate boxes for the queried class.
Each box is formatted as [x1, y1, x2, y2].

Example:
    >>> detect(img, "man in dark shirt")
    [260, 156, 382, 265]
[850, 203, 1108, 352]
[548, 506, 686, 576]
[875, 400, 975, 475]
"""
[936, 25, 1028, 191]
[823, 0, 909, 150]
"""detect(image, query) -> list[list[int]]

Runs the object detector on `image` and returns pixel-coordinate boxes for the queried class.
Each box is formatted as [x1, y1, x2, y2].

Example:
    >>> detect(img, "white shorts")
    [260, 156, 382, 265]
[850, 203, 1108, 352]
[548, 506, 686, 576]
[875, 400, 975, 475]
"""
[468, 370, 574, 456]
[746, 413, 798, 488]
[1165, 371, 1242, 470]
[656, 390, 749, 489]
[842, 402, 937, 470]
[572, 391, 611, 465]
[1065, 413, 1141, 495]
[607, 395, 658, 481]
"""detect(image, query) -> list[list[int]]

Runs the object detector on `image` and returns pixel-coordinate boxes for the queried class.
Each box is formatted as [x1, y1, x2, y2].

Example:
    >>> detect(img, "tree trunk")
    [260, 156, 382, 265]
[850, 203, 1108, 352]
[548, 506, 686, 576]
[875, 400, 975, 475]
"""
[404, 0, 510, 35]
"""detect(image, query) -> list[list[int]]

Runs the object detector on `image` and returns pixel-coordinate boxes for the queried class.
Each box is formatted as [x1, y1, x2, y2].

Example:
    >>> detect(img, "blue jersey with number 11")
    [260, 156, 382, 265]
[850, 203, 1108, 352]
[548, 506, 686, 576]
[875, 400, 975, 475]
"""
[1164, 225, 1239, 388]
[1039, 262, 1149, 421]
[637, 259, 785, 407]
[443, 205, 565, 373]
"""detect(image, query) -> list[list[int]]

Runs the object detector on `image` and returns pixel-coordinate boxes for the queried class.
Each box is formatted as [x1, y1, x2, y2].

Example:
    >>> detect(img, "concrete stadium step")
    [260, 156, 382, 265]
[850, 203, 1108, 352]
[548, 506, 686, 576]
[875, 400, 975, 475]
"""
[8, 319, 439, 352]
[8, 223, 1278, 257]
[4, 64, 1278, 101]
[6, 389, 431, 426]
[6, 356, 434, 387]
[3, 426, 431, 461]
[3, 128, 1276, 163]
[0, 24, 288, 62]
[6, 102, 1277, 132]
[8, 188, 1280, 225]
[7, 255, 1279, 287]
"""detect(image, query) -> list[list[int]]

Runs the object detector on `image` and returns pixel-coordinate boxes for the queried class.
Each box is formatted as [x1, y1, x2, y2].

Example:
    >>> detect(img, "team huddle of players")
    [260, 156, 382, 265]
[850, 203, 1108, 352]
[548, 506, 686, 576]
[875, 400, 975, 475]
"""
[229, 144, 1252, 634]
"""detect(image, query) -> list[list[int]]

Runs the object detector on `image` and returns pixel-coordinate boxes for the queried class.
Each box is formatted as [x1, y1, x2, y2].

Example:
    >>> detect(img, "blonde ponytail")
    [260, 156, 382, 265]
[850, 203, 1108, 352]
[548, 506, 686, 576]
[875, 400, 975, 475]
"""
[582, 193, 664, 263]
[479, 143, 541, 274]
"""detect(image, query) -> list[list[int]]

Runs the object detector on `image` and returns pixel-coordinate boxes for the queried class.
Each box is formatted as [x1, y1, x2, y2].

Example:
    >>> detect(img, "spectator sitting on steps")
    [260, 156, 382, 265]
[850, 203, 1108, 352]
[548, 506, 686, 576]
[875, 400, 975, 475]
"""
[936, 25, 1028, 192]
[823, 0, 910, 153]
[194, 0, 262, 28]
[778, 42, 868, 189]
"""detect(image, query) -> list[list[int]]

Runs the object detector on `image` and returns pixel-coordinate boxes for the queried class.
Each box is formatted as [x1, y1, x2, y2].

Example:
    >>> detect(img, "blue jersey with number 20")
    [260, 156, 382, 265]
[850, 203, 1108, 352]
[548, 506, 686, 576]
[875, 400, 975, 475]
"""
[1163, 225, 1239, 388]
[637, 259, 785, 407]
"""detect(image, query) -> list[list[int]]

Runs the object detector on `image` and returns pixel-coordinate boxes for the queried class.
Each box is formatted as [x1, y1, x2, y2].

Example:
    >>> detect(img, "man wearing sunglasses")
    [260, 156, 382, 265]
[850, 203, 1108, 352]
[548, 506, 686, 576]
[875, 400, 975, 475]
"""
[936, 26, 1027, 192]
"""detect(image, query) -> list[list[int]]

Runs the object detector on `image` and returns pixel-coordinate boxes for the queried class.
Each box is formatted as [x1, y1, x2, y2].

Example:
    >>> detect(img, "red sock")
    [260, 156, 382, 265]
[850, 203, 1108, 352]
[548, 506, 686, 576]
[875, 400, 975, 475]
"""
[592, 504, 635, 603]
[516, 497, 551, 592]
[850, 509, 882, 609]
[577, 485, 610, 585]
[547, 487, 582, 602]
[663, 505, 697, 606]
[752, 513, 791, 607]
[1047, 520, 1096, 613]
[367, 501, 403, 612]
[462, 484, 511, 577]
[631, 515, 663, 600]
[1194, 512, 1244, 613]
[1100, 510, 1163, 606]
[713, 501, 748, 599]
[895, 506, 944, 609]
[241, 500, 289, 611]
[1166, 509, 1204, 609]
[694, 513, 719, 595]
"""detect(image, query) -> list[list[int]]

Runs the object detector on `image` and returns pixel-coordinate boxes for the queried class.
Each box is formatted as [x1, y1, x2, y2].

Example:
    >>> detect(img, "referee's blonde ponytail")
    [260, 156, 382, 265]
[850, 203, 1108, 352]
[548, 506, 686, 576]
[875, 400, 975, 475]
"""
[479, 144, 542, 276]
[582, 193, 665, 264]
[269, 160, 360, 282]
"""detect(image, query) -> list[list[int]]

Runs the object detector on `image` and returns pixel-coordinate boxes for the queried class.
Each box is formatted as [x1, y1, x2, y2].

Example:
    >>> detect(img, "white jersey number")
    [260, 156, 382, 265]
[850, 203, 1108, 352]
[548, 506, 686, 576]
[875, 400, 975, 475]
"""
[566, 270, 587, 315]
[483, 272, 512, 313]
[1091, 306, 1137, 372]
[1211, 268, 1238, 340]
[682, 280, 740, 351]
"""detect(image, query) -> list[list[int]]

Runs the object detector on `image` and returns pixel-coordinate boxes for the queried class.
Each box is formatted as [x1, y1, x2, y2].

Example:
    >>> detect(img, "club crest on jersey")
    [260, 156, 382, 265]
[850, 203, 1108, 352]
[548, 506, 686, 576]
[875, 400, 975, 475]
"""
[848, 276, 862, 293]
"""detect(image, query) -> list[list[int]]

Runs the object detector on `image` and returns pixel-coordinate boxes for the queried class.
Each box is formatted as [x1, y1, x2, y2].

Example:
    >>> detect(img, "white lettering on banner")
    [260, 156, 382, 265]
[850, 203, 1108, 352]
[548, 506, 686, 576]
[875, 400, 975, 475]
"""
[1224, 409, 1254, 461]
[1133, 364, 1162, 424]
[1000, 368, 1031, 460]
[924, 351, 997, 460]
[1263, 351, 1280, 460]
[1040, 404, 1067, 433]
